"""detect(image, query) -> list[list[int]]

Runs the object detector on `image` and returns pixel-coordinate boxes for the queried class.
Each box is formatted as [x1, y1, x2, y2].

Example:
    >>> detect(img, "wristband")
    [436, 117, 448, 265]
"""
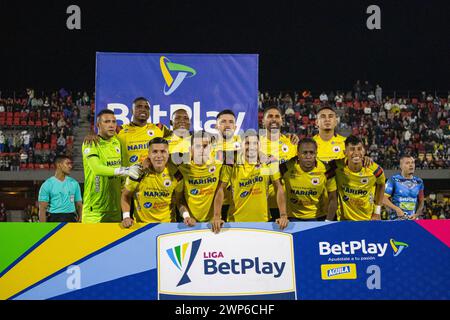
[181, 211, 190, 219]
[123, 211, 131, 219]
[373, 205, 381, 215]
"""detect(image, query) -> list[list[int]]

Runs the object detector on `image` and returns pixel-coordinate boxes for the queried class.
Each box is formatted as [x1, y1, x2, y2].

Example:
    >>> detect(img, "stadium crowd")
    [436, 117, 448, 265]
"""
[259, 82, 450, 170]
[0, 89, 90, 170]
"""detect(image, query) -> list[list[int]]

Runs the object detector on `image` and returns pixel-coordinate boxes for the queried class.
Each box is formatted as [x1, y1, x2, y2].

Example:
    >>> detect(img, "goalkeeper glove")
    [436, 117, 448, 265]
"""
[114, 164, 143, 180]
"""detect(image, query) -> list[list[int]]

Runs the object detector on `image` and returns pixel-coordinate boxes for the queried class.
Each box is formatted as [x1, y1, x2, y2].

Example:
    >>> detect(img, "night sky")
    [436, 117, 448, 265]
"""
[0, 0, 449, 94]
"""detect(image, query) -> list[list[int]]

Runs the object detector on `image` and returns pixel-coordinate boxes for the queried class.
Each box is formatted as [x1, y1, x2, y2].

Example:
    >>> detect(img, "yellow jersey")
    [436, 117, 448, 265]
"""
[328, 160, 386, 221]
[220, 162, 281, 222]
[177, 158, 223, 222]
[260, 134, 297, 209]
[313, 133, 346, 163]
[167, 132, 191, 154]
[124, 166, 181, 223]
[211, 135, 242, 205]
[281, 159, 336, 219]
[117, 122, 170, 167]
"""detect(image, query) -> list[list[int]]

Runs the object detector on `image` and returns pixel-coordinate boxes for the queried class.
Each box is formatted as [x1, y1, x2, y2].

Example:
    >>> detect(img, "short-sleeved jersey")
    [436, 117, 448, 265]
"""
[124, 166, 181, 223]
[385, 174, 424, 218]
[313, 134, 346, 163]
[329, 160, 386, 221]
[260, 134, 297, 209]
[38, 176, 82, 214]
[167, 132, 191, 154]
[220, 162, 281, 222]
[177, 159, 223, 222]
[211, 135, 242, 205]
[281, 159, 336, 219]
[82, 137, 122, 216]
[117, 122, 170, 167]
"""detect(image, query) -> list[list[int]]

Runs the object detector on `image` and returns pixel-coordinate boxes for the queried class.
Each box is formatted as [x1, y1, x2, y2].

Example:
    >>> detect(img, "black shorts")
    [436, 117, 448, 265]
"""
[47, 213, 77, 222]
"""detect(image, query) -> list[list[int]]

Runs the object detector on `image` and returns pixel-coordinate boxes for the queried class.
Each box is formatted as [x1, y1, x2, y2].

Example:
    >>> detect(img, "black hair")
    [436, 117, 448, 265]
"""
[132, 97, 150, 105]
[54, 155, 71, 165]
[317, 105, 337, 114]
[148, 137, 169, 148]
[96, 109, 115, 122]
[263, 105, 282, 116]
[345, 135, 363, 147]
[298, 137, 317, 151]
[217, 109, 236, 120]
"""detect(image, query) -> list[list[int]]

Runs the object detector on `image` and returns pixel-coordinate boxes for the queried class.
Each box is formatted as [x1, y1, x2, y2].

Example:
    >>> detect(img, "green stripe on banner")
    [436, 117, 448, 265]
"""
[175, 245, 182, 267]
[0, 223, 60, 275]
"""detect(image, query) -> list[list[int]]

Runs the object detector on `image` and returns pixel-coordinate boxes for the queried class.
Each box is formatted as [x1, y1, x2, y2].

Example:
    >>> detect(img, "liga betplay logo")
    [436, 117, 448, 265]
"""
[160, 56, 197, 95]
[166, 239, 202, 286]
[390, 239, 409, 257]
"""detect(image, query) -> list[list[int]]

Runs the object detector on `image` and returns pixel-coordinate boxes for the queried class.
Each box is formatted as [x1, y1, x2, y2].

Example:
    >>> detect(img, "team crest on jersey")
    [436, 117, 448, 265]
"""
[404, 180, 415, 189]
[234, 142, 241, 150]
[83, 148, 90, 155]
[208, 165, 216, 173]
[361, 178, 369, 184]
[115, 147, 120, 154]
[311, 178, 320, 185]
[282, 144, 289, 153]
[148, 130, 154, 137]
[290, 198, 299, 204]
[333, 146, 341, 153]
[163, 179, 172, 187]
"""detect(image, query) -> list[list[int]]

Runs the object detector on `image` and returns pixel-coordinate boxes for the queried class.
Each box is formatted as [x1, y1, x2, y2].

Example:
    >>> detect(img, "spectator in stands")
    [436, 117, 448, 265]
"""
[0, 131, 5, 153]
[375, 84, 382, 104]
[21, 130, 31, 152]
[10, 154, 20, 171]
[57, 133, 66, 154]
[353, 80, 361, 100]
[57, 116, 66, 129]
[319, 92, 328, 102]
[0, 202, 7, 222]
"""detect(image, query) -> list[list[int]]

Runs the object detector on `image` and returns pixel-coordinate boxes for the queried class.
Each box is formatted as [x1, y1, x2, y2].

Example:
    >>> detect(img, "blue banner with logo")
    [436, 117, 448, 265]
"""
[95, 53, 258, 132]
[2, 221, 449, 300]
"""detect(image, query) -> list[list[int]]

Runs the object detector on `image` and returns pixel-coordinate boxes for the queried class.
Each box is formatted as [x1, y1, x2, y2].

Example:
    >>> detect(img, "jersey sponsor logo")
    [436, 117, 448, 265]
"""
[127, 143, 149, 151]
[188, 177, 217, 185]
[144, 191, 171, 197]
[144, 202, 153, 209]
[160, 56, 197, 96]
[240, 191, 250, 198]
[129, 155, 138, 163]
[321, 264, 357, 280]
[239, 176, 263, 187]
[343, 186, 368, 196]
[311, 178, 320, 185]
[290, 189, 318, 196]
[190, 189, 200, 195]
[333, 146, 341, 153]
[106, 160, 121, 166]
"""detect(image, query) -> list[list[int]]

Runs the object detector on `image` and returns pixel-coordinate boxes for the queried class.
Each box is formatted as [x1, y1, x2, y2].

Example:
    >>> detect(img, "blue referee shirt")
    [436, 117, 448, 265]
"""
[38, 176, 82, 214]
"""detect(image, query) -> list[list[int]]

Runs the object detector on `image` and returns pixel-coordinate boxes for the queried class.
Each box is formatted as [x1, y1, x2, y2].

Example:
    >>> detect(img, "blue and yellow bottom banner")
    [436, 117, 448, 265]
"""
[0, 220, 449, 300]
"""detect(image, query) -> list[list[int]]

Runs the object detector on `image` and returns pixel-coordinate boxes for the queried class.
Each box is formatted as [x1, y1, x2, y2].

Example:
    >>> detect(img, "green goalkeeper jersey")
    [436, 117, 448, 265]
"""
[82, 136, 123, 222]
